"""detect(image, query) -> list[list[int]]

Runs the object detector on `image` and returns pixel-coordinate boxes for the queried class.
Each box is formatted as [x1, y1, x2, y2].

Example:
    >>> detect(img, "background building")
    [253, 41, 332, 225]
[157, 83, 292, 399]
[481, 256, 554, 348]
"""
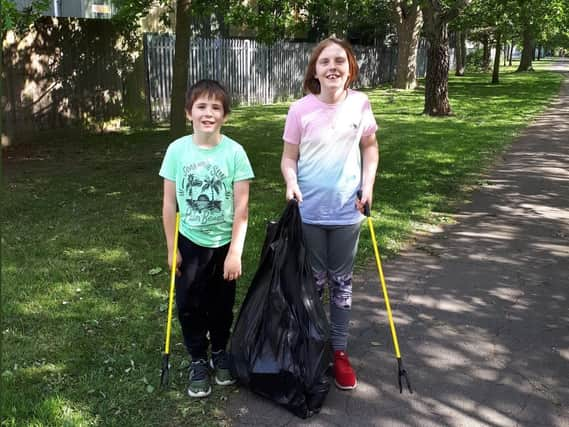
[15, 0, 116, 19]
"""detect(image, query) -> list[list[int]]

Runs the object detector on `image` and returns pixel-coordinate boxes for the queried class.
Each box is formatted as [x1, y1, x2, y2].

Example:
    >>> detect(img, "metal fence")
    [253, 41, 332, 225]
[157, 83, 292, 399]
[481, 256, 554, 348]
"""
[143, 35, 399, 122]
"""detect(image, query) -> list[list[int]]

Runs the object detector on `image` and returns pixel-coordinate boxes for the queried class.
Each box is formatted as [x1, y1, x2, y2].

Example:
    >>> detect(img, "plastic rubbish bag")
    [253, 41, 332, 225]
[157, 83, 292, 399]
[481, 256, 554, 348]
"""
[230, 200, 331, 418]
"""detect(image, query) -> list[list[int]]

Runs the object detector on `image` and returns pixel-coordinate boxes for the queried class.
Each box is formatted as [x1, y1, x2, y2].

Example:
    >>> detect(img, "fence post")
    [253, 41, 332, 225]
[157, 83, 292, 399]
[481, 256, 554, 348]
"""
[143, 33, 153, 124]
[245, 39, 251, 105]
[215, 37, 221, 81]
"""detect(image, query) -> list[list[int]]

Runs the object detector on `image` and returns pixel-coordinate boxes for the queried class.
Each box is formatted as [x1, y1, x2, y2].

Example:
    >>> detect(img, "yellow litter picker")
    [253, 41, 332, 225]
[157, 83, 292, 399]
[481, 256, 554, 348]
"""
[160, 212, 180, 387]
[358, 191, 412, 394]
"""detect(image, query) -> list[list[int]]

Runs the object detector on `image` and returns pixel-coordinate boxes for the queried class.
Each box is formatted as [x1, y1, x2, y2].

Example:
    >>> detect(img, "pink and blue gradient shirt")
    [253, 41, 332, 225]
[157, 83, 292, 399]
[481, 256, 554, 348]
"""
[283, 90, 378, 225]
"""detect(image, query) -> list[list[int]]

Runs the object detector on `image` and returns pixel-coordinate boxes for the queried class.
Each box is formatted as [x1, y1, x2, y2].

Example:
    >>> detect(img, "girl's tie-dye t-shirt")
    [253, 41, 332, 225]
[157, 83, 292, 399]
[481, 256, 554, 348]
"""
[283, 89, 378, 225]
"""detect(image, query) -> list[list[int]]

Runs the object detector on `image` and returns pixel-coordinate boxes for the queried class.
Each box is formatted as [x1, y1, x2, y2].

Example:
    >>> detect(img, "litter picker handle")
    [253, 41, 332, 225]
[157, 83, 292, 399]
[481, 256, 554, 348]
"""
[161, 210, 180, 388]
[164, 212, 180, 355]
[356, 190, 371, 217]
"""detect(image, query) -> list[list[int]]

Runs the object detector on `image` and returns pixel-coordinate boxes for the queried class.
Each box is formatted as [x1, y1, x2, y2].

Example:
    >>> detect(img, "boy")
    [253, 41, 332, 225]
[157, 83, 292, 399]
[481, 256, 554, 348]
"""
[160, 79, 254, 397]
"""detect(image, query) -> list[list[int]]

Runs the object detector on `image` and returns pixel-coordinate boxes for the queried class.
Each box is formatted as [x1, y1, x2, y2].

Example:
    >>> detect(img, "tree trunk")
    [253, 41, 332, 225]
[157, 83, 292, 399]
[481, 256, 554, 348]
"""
[492, 32, 501, 84]
[459, 31, 467, 72]
[394, 1, 423, 90]
[517, 25, 534, 71]
[454, 30, 464, 76]
[536, 44, 541, 60]
[509, 39, 514, 66]
[423, 20, 451, 115]
[170, 0, 192, 139]
[503, 43, 508, 66]
[482, 34, 491, 71]
[421, 0, 471, 116]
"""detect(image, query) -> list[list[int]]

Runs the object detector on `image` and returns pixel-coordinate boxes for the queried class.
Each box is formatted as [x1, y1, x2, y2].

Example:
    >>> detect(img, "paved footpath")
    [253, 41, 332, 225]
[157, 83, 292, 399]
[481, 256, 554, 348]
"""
[227, 60, 569, 427]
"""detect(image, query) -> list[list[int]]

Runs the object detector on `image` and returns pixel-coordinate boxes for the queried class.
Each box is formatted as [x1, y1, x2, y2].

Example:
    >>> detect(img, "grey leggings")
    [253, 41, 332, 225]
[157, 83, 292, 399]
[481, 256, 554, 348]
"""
[302, 222, 362, 351]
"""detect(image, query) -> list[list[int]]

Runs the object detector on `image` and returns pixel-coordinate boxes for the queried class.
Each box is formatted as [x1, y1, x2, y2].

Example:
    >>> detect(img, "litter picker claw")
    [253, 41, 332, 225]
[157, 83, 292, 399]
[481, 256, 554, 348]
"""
[357, 191, 412, 394]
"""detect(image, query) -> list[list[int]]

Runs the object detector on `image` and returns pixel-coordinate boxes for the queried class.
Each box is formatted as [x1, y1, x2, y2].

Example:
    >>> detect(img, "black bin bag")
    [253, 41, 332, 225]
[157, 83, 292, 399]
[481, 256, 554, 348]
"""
[230, 200, 331, 418]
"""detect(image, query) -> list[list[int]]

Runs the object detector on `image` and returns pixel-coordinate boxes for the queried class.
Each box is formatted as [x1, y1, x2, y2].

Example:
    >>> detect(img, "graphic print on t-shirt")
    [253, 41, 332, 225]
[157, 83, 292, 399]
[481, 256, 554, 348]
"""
[178, 160, 231, 226]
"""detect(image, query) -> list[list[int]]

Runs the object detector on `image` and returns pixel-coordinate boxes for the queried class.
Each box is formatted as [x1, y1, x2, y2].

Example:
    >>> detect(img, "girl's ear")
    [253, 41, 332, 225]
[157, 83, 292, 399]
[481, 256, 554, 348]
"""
[186, 110, 192, 121]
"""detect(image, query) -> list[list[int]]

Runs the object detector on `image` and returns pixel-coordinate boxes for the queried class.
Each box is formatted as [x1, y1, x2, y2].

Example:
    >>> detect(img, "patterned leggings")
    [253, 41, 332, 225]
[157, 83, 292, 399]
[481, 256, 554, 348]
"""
[301, 222, 362, 351]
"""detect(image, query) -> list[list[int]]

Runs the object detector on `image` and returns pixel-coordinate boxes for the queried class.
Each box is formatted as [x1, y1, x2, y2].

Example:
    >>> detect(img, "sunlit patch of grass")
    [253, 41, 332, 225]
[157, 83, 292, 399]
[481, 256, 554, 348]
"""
[2, 68, 564, 426]
[2, 392, 97, 427]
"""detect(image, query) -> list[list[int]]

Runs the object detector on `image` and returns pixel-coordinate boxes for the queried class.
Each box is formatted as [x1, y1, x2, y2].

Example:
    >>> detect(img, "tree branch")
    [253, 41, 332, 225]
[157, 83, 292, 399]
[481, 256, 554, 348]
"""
[441, 0, 471, 23]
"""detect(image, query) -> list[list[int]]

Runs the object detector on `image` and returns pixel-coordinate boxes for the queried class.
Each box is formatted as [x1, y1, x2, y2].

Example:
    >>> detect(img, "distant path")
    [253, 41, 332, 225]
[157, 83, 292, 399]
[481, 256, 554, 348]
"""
[226, 58, 569, 427]
[539, 57, 569, 72]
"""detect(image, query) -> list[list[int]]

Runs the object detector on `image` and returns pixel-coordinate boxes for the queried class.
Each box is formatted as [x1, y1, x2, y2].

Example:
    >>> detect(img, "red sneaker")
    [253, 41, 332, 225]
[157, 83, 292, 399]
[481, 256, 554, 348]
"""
[334, 350, 357, 390]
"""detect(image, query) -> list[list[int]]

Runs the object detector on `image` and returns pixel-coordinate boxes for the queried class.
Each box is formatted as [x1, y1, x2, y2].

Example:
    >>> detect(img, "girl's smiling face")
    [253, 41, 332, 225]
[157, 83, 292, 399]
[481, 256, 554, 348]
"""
[314, 43, 350, 93]
[187, 95, 226, 134]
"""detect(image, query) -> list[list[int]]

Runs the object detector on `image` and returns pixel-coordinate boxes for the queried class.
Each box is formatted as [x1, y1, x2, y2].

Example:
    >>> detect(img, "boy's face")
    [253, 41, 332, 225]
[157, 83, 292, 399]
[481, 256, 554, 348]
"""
[186, 94, 226, 134]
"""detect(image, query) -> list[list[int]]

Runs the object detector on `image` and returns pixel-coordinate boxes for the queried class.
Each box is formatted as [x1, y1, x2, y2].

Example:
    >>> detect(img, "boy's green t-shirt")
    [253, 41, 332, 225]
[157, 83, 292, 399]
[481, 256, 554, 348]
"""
[159, 134, 254, 248]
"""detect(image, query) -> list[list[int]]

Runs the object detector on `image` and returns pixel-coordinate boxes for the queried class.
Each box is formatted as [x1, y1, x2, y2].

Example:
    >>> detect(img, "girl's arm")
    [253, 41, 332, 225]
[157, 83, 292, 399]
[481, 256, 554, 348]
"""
[281, 142, 303, 202]
[356, 133, 379, 213]
[162, 179, 182, 274]
[224, 179, 250, 281]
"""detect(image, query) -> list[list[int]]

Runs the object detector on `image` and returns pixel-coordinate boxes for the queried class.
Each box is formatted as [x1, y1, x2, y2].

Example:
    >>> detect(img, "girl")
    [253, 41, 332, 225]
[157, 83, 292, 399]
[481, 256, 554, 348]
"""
[281, 38, 379, 390]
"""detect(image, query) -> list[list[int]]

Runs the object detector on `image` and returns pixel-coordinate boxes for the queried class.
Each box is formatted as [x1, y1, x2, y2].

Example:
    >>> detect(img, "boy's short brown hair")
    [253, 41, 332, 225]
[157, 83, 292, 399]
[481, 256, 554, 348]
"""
[303, 38, 359, 95]
[185, 79, 231, 116]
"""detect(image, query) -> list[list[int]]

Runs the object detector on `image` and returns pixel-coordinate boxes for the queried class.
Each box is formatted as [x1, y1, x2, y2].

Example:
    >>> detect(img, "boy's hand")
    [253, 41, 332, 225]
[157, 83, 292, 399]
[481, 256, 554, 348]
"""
[168, 250, 182, 276]
[223, 252, 242, 281]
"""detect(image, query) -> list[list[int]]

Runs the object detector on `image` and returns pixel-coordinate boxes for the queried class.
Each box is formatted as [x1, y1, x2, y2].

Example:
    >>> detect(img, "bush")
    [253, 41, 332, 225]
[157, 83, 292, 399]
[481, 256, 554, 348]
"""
[466, 48, 485, 71]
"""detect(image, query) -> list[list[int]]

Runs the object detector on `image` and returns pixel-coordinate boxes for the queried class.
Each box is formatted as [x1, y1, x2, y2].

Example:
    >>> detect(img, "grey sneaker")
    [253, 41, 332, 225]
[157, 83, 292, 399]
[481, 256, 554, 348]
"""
[210, 350, 236, 386]
[188, 359, 211, 397]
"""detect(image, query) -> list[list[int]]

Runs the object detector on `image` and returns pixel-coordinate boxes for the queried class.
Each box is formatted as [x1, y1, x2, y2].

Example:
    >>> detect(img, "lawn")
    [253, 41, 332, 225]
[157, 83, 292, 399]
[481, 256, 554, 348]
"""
[1, 66, 564, 426]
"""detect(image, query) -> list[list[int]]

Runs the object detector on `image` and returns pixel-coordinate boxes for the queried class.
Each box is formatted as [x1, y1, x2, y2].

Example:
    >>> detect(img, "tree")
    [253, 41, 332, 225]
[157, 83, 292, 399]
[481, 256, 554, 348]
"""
[491, 31, 502, 83]
[228, 0, 391, 44]
[393, 0, 423, 89]
[489, 0, 516, 84]
[454, 30, 466, 75]
[421, 0, 471, 116]
[516, 0, 536, 71]
[170, 0, 192, 138]
[461, 0, 516, 83]
[0, 0, 49, 39]
[115, 0, 228, 136]
[451, 1, 484, 75]
[514, 0, 568, 71]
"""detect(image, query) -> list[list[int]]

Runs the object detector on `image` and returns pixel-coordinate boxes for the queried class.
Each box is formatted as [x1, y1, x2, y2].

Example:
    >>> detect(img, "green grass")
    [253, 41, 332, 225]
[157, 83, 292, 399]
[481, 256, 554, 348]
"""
[1, 67, 564, 426]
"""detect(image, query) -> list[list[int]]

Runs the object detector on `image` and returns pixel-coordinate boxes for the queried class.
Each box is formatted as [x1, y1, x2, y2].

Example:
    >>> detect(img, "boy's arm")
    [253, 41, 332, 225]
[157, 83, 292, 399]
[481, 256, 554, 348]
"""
[224, 179, 250, 281]
[356, 133, 379, 213]
[281, 142, 303, 202]
[162, 179, 182, 274]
